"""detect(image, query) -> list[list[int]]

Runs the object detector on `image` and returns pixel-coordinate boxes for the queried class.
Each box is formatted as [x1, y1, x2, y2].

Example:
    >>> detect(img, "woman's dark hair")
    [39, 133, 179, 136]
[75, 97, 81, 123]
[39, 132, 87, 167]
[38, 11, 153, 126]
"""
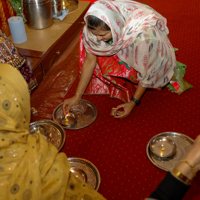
[86, 15, 110, 31]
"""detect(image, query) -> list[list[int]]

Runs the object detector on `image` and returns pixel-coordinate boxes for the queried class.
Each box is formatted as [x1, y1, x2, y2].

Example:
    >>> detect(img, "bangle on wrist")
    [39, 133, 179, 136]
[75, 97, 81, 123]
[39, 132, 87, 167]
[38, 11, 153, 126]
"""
[131, 97, 140, 105]
[172, 168, 192, 185]
[181, 159, 196, 177]
[75, 92, 82, 97]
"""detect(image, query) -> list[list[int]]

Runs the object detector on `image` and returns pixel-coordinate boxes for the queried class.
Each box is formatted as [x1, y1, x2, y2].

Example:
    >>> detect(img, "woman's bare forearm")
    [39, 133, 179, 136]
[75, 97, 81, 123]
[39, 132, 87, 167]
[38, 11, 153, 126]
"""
[76, 52, 97, 95]
[133, 82, 146, 100]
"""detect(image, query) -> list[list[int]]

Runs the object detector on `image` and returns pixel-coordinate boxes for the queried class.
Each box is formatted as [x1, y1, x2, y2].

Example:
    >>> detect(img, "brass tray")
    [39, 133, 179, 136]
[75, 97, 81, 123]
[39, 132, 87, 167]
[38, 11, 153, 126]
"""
[68, 157, 101, 191]
[29, 120, 66, 151]
[146, 132, 194, 171]
[53, 99, 98, 130]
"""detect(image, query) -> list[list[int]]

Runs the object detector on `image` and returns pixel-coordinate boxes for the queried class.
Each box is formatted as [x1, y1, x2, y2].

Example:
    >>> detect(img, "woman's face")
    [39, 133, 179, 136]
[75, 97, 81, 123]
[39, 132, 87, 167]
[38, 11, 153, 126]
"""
[90, 27, 112, 42]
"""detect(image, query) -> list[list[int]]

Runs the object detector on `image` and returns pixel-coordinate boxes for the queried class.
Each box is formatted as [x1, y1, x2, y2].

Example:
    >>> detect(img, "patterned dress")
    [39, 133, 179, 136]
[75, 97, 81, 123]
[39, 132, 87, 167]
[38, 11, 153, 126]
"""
[0, 30, 37, 93]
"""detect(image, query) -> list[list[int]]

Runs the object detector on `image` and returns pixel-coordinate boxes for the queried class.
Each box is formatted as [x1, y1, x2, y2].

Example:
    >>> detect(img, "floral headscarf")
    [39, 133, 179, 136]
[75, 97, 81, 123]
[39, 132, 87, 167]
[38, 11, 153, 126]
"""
[83, 0, 168, 54]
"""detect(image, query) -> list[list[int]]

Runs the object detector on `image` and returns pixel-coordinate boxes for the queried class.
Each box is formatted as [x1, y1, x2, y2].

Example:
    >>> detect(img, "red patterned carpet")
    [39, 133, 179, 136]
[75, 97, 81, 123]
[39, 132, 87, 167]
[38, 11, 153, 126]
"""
[31, 0, 200, 199]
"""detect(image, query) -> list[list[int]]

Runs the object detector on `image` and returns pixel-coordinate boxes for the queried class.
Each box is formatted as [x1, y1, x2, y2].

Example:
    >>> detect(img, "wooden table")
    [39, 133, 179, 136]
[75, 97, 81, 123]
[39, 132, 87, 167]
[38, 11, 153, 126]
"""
[8, 1, 90, 85]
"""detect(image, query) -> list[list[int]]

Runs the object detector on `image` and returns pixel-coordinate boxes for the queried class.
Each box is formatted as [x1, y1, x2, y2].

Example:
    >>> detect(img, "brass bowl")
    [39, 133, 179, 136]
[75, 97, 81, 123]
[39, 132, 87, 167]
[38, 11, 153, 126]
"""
[61, 0, 78, 12]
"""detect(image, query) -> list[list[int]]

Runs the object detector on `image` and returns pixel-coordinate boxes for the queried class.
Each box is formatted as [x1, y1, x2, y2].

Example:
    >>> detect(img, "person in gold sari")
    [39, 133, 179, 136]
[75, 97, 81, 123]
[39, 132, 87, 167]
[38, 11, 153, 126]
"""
[0, 63, 106, 200]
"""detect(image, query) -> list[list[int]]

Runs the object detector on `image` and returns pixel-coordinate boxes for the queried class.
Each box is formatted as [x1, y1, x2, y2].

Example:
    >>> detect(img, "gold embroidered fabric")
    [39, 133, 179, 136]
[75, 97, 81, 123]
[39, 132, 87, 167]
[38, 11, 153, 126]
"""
[0, 64, 105, 200]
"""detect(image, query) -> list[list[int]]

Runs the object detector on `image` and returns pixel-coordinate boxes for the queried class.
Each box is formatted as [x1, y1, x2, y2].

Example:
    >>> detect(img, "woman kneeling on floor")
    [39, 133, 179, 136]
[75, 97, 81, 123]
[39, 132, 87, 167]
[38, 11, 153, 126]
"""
[63, 0, 177, 118]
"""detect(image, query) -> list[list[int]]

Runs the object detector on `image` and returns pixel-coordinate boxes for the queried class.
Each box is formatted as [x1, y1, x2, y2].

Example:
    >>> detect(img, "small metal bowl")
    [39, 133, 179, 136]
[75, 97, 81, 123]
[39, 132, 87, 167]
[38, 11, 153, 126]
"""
[68, 157, 101, 191]
[70, 167, 88, 182]
[61, 0, 78, 12]
[149, 136, 177, 158]
[29, 124, 47, 136]
[59, 113, 77, 128]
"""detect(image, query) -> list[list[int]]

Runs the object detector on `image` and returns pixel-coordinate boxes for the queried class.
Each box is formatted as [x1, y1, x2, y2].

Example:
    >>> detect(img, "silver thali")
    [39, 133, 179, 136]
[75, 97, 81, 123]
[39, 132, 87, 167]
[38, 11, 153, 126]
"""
[146, 132, 194, 171]
[53, 99, 98, 130]
[29, 120, 66, 151]
[68, 157, 101, 191]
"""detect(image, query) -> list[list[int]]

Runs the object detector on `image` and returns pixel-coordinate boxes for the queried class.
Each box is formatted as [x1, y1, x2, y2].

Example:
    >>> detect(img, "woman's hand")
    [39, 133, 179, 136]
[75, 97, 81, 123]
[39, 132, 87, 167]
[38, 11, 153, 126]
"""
[62, 52, 97, 114]
[62, 95, 81, 114]
[183, 135, 200, 172]
[113, 83, 146, 119]
[114, 101, 136, 119]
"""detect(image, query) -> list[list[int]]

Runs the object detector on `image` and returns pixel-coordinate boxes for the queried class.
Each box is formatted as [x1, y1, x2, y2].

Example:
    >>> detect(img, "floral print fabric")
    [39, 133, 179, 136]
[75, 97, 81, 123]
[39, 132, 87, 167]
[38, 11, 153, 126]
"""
[82, 0, 176, 88]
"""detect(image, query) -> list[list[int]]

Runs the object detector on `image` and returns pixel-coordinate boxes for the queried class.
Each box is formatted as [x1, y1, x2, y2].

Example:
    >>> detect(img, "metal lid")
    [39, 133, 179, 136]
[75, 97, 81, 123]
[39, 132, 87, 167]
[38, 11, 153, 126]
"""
[23, 0, 51, 4]
[66, 0, 78, 3]
[51, 0, 61, 4]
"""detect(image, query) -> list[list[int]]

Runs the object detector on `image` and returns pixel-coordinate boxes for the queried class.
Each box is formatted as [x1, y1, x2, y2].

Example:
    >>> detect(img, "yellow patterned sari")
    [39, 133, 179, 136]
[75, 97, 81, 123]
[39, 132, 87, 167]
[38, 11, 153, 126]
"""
[0, 64, 105, 200]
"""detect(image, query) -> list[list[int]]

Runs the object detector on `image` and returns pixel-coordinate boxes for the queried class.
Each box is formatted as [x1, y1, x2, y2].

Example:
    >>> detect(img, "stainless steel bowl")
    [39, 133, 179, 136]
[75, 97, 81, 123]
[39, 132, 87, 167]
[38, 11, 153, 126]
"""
[29, 124, 47, 136]
[59, 112, 77, 128]
[68, 157, 101, 191]
[149, 136, 177, 158]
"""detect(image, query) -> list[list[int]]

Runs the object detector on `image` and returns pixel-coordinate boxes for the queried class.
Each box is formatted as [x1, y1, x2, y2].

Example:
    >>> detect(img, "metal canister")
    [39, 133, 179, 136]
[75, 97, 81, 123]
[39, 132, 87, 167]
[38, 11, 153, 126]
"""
[51, 0, 62, 17]
[23, 0, 53, 29]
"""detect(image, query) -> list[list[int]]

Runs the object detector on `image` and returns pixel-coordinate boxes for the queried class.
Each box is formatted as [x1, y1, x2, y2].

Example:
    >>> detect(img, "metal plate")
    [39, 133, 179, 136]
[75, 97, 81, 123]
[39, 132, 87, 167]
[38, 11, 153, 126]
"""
[53, 99, 98, 130]
[146, 132, 194, 171]
[68, 157, 101, 191]
[30, 120, 66, 151]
